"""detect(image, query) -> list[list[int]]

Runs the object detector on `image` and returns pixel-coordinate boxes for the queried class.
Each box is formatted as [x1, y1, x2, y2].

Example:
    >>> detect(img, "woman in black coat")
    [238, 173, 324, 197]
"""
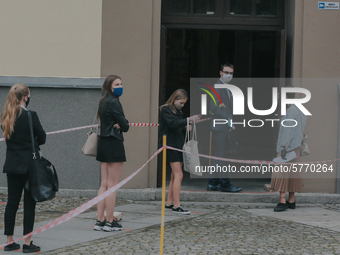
[1, 83, 45, 253]
[94, 75, 129, 232]
[158, 89, 198, 215]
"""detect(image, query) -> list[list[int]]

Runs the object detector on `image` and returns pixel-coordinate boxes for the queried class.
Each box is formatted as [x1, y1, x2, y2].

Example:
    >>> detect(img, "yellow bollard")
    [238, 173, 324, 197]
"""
[160, 135, 166, 255]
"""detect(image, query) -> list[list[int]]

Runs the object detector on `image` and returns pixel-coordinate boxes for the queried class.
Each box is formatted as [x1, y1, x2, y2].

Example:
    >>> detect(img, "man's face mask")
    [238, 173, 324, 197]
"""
[222, 73, 233, 84]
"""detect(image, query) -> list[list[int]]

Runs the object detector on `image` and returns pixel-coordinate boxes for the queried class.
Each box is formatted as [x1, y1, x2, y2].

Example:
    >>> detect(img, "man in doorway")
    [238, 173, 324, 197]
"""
[207, 63, 242, 192]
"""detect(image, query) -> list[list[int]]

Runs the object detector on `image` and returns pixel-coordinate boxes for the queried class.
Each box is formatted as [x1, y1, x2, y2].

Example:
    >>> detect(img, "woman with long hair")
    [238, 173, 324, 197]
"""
[158, 89, 199, 214]
[94, 75, 129, 231]
[1, 83, 45, 253]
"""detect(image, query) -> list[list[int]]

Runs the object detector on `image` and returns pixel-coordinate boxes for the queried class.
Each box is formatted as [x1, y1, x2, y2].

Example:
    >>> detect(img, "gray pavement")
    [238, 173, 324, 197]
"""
[1, 200, 340, 254]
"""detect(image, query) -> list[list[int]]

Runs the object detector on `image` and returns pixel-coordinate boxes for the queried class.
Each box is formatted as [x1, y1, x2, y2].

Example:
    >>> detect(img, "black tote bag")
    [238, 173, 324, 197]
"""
[26, 111, 59, 202]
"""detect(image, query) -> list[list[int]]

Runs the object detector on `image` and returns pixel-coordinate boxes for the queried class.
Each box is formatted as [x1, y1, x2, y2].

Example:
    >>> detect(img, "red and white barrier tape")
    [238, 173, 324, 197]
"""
[166, 146, 340, 165]
[0, 123, 151, 141]
[193, 117, 211, 124]
[0, 118, 211, 142]
[129, 123, 158, 127]
[0, 147, 164, 248]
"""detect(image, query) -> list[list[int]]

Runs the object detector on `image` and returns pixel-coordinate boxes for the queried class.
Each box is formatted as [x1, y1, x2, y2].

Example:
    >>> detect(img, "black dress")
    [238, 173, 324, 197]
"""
[96, 94, 129, 163]
[158, 105, 187, 162]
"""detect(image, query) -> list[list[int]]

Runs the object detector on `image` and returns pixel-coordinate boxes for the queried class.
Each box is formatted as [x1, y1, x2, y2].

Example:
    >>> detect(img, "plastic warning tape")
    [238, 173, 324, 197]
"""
[165, 146, 340, 165]
[0, 118, 211, 142]
[0, 146, 164, 248]
[129, 123, 159, 127]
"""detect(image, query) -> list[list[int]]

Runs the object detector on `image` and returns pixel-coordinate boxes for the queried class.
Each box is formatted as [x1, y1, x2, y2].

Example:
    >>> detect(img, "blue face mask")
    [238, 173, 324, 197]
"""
[113, 87, 123, 98]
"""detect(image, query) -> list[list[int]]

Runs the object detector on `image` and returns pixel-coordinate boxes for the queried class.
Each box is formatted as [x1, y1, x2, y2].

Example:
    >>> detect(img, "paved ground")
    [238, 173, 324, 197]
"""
[1, 194, 340, 254]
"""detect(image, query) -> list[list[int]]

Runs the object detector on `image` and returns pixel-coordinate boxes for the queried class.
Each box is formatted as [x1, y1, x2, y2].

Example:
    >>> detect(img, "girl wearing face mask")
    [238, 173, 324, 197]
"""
[158, 89, 199, 214]
[95, 75, 129, 231]
[1, 83, 45, 253]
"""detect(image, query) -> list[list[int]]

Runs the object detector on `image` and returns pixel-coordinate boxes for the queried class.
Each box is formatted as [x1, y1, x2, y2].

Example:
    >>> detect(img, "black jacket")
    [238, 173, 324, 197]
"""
[158, 105, 187, 149]
[3, 108, 46, 174]
[98, 94, 129, 140]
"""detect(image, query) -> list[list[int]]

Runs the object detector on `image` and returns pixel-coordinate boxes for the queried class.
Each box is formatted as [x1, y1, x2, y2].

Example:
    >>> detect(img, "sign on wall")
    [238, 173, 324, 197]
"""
[318, 2, 340, 9]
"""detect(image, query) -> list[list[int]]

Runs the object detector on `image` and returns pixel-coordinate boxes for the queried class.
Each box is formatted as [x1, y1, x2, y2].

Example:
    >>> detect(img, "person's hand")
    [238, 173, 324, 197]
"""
[187, 125, 192, 131]
[188, 115, 200, 123]
[113, 123, 120, 129]
[281, 147, 287, 160]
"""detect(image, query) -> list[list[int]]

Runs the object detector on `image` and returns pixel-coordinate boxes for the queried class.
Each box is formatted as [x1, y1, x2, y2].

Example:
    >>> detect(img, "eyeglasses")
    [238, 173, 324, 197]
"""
[222, 71, 234, 75]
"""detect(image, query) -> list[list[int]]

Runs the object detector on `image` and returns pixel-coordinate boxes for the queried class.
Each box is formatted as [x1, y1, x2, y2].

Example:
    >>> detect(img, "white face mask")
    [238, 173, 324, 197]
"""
[222, 73, 233, 83]
[174, 100, 183, 110]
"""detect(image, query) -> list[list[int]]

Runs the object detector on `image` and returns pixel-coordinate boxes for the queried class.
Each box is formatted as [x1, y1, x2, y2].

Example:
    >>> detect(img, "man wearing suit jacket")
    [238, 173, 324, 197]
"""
[207, 63, 242, 192]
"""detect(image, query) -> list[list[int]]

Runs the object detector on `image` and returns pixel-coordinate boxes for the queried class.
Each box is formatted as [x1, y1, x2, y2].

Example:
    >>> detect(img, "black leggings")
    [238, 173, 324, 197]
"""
[4, 174, 36, 236]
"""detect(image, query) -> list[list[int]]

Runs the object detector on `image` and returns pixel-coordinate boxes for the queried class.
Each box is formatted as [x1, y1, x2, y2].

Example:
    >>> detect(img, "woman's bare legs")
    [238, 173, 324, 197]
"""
[169, 162, 183, 208]
[105, 162, 123, 222]
[97, 162, 123, 222]
[279, 192, 286, 203]
[166, 171, 174, 206]
[97, 162, 108, 222]
[288, 192, 295, 203]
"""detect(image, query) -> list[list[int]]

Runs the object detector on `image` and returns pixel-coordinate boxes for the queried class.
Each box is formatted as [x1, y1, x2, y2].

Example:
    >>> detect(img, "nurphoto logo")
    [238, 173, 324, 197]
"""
[199, 83, 312, 128]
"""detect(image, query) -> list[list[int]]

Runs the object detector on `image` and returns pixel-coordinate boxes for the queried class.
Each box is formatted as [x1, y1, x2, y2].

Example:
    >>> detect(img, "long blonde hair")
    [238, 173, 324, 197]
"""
[160, 89, 188, 114]
[1, 83, 29, 139]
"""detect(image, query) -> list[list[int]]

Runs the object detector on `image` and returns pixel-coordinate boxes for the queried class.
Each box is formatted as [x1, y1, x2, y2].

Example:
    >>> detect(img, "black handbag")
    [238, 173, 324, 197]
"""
[26, 111, 59, 202]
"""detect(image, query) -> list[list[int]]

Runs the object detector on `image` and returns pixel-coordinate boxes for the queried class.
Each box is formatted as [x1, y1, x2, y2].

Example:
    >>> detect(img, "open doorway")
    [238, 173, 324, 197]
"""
[158, 28, 284, 190]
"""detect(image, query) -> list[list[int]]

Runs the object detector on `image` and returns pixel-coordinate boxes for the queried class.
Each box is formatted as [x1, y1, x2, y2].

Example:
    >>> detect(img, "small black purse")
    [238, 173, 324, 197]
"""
[25, 111, 59, 202]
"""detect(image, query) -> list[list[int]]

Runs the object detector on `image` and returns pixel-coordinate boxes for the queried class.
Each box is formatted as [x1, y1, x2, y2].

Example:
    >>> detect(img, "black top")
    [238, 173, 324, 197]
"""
[158, 105, 187, 149]
[3, 108, 46, 174]
[98, 93, 129, 140]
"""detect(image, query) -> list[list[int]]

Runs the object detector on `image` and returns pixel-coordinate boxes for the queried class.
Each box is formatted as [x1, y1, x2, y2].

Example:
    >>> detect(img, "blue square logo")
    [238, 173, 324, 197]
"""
[319, 2, 325, 9]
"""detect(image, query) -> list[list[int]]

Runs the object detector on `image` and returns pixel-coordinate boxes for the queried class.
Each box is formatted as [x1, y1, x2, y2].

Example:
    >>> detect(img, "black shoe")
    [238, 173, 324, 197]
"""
[94, 219, 106, 231]
[207, 184, 221, 191]
[22, 241, 40, 253]
[274, 203, 288, 212]
[165, 203, 174, 209]
[4, 242, 20, 251]
[103, 219, 122, 231]
[286, 201, 296, 209]
[172, 206, 191, 215]
[221, 185, 242, 192]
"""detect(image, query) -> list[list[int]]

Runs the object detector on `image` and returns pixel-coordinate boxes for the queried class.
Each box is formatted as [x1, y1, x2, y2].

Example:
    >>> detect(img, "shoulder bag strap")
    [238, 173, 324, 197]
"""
[27, 111, 37, 159]
[185, 118, 190, 142]
[90, 114, 98, 133]
[191, 118, 198, 141]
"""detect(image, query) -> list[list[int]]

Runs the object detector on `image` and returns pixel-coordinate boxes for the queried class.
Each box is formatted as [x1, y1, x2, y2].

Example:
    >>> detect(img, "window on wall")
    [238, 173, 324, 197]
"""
[255, 0, 277, 15]
[162, 0, 282, 17]
[230, 0, 252, 15]
[167, 0, 190, 14]
[193, 0, 216, 14]
[163, 0, 217, 15]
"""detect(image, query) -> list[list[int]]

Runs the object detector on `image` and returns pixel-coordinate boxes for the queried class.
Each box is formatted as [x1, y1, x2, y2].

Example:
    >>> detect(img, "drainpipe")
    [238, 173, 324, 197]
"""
[336, 83, 340, 193]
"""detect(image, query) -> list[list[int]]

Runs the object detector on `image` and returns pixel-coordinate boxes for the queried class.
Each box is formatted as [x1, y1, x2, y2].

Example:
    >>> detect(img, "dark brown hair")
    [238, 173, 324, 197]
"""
[220, 62, 234, 72]
[97, 75, 122, 119]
